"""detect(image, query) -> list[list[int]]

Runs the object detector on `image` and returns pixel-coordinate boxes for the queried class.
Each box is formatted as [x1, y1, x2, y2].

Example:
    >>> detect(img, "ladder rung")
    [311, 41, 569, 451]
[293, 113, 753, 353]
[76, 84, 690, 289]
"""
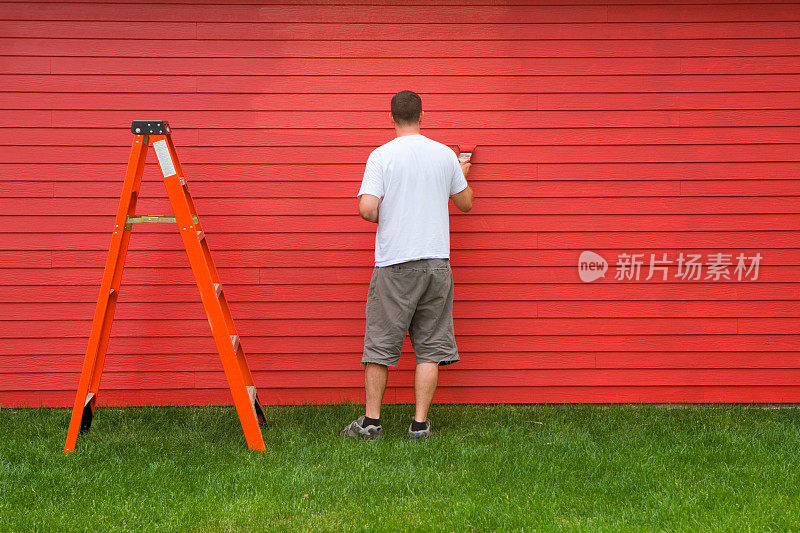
[230, 334, 239, 352]
[214, 283, 222, 298]
[128, 214, 176, 224]
[247, 385, 265, 423]
[125, 215, 200, 230]
[124, 214, 198, 230]
[79, 392, 96, 434]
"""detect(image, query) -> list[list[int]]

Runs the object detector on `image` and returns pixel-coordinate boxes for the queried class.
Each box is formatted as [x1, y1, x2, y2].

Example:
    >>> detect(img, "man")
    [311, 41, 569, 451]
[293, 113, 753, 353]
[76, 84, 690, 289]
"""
[340, 90, 474, 440]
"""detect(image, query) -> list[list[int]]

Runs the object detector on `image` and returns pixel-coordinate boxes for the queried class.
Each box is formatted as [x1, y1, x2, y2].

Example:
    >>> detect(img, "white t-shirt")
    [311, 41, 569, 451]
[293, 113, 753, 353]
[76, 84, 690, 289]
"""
[357, 134, 468, 267]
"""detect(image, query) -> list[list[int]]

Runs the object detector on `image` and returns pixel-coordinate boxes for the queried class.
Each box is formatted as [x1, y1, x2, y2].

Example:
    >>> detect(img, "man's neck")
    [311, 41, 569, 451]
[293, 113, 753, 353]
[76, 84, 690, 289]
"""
[394, 124, 421, 137]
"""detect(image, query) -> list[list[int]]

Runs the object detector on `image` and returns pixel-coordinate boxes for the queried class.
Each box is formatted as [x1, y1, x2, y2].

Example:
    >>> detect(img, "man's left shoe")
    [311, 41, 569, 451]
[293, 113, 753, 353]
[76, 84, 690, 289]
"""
[340, 415, 383, 440]
[408, 418, 432, 439]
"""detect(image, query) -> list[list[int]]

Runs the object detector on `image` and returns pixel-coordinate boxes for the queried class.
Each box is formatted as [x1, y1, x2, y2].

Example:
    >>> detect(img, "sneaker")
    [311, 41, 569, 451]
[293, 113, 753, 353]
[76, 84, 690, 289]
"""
[340, 415, 383, 440]
[408, 418, 432, 439]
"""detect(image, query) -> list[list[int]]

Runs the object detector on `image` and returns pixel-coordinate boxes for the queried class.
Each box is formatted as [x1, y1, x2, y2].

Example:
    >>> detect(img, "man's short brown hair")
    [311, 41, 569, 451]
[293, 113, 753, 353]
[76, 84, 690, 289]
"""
[391, 90, 422, 126]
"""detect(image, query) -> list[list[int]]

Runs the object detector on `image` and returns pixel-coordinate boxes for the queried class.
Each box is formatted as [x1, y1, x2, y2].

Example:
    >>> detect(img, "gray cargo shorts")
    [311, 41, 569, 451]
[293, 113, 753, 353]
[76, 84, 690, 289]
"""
[362, 257, 460, 367]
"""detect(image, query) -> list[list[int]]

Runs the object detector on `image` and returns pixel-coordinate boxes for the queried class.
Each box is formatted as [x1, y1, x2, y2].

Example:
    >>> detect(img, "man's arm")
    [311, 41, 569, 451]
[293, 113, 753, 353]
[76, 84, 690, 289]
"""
[358, 194, 381, 223]
[450, 161, 474, 213]
[357, 149, 383, 223]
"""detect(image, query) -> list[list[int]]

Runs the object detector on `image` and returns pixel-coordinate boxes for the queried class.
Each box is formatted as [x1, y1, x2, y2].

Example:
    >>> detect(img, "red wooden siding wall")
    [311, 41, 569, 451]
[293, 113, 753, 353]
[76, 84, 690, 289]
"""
[1, 1, 799, 407]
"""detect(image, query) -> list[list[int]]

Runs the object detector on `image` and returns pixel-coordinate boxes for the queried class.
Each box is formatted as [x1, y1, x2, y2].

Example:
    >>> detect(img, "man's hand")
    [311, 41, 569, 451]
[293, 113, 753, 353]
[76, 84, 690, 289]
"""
[460, 161, 471, 177]
[358, 194, 381, 223]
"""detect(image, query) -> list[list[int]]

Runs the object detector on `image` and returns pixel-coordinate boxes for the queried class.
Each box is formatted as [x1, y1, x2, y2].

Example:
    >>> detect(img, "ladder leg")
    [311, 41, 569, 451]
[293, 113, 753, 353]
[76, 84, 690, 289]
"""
[182, 186, 266, 424]
[64, 135, 148, 453]
[155, 134, 266, 451]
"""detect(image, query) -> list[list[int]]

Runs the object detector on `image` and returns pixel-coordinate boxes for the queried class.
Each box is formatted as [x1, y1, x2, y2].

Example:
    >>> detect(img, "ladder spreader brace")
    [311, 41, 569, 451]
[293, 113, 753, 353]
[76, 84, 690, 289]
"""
[64, 120, 267, 453]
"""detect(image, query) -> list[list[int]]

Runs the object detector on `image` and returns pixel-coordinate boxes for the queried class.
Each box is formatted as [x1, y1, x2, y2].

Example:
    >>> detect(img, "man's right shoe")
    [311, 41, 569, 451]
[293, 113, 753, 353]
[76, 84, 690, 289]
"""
[408, 418, 432, 439]
[340, 415, 383, 440]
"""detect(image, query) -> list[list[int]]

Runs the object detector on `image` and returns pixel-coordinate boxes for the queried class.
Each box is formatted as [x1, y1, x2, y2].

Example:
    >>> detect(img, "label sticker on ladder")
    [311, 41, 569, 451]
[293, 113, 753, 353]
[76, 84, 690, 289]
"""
[152, 139, 177, 177]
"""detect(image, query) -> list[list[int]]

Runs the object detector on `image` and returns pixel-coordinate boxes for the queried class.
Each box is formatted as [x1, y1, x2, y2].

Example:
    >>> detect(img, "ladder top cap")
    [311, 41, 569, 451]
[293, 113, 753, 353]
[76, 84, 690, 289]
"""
[131, 120, 171, 135]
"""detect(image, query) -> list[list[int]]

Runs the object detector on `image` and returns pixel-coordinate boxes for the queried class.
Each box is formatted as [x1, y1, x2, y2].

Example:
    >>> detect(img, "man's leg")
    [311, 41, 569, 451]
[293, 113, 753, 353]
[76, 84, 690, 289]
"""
[409, 260, 458, 427]
[365, 362, 388, 419]
[414, 362, 439, 422]
[348, 260, 425, 438]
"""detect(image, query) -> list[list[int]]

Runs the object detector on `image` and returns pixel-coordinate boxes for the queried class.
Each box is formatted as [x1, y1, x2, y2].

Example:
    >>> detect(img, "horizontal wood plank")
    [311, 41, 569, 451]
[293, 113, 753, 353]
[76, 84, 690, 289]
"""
[3, 300, 800, 321]
[4, 142, 800, 165]
[6, 38, 800, 58]
[4, 282, 798, 305]
[0, 317, 750, 338]
[6, 385, 800, 408]
[2, 214, 800, 233]
[4, 162, 800, 182]
[4, 74, 800, 94]
[0, 264, 793, 286]
[5, 367, 800, 390]
[4, 334, 800, 356]
[5, 351, 800, 374]
[3, 230, 799, 251]
[4, 126, 800, 147]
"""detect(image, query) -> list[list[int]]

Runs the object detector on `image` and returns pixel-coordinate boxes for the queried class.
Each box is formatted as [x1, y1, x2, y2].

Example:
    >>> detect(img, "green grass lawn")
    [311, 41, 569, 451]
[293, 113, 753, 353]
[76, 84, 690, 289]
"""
[1, 403, 798, 531]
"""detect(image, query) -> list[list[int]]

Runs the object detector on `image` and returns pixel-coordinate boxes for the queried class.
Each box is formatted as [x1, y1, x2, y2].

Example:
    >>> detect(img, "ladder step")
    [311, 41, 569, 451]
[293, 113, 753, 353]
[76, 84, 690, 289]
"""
[79, 392, 95, 433]
[128, 214, 176, 224]
[247, 385, 267, 425]
[247, 385, 256, 405]
[125, 214, 198, 230]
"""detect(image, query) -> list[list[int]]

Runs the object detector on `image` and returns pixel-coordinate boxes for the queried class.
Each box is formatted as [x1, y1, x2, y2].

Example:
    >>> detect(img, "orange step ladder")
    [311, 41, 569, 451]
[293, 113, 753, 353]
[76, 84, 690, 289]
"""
[64, 120, 267, 453]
